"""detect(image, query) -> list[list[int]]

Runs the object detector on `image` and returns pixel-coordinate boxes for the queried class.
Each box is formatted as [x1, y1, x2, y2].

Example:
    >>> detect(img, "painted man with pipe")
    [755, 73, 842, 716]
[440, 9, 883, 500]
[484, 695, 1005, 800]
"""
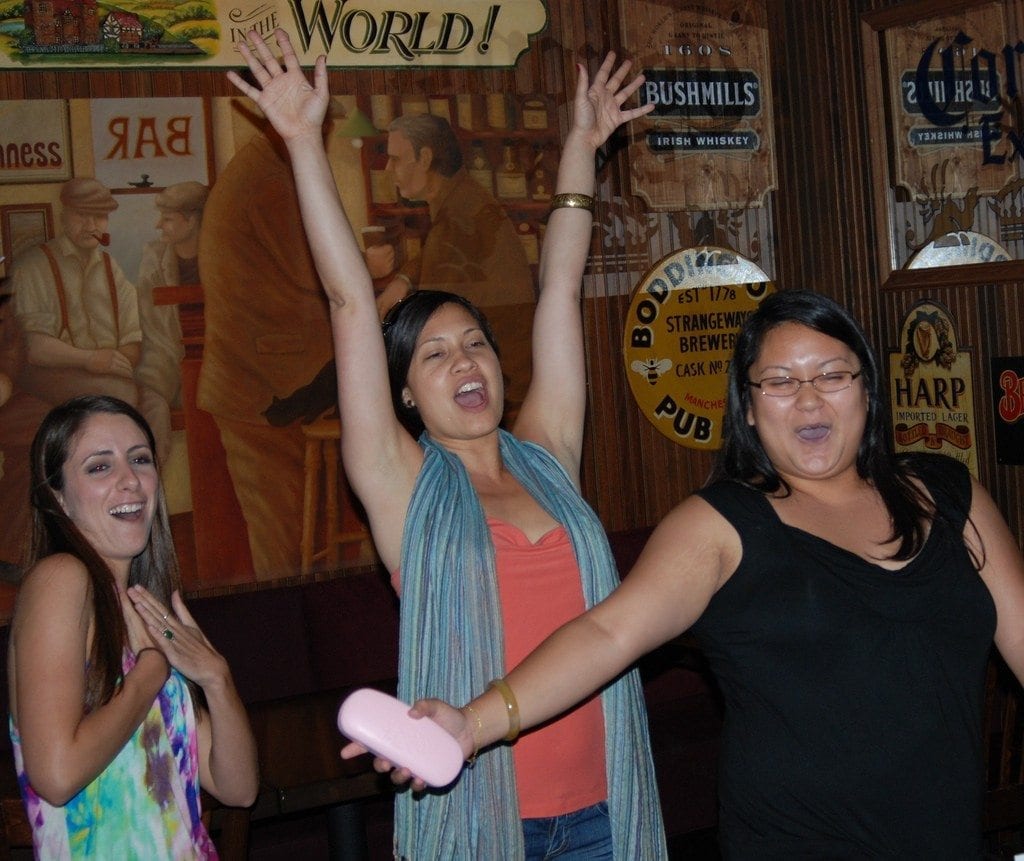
[9, 178, 167, 459]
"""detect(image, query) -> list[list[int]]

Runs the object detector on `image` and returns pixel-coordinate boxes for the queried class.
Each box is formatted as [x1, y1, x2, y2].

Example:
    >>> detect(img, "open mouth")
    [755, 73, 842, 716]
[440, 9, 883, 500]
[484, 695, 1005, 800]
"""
[109, 502, 144, 520]
[796, 424, 830, 442]
[454, 381, 486, 408]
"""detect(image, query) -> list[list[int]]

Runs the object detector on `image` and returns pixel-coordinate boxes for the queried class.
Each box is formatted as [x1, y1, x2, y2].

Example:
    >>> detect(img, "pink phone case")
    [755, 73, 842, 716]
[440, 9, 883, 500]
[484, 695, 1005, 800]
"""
[337, 688, 464, 787]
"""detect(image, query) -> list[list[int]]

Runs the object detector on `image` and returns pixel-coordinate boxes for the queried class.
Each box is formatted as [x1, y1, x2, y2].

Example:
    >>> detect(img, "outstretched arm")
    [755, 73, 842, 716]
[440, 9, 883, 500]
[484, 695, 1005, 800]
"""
[514, 53, 653, 479]
[228, 30, 420, 570]
[344, 495, 734, 789]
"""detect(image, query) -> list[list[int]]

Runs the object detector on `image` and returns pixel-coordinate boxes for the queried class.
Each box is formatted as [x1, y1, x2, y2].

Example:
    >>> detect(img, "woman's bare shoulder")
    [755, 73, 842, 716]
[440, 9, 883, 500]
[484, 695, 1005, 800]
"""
[638, 493, 743, 585]
[656, 491, 739, 537]
[16, 554, 90, 612]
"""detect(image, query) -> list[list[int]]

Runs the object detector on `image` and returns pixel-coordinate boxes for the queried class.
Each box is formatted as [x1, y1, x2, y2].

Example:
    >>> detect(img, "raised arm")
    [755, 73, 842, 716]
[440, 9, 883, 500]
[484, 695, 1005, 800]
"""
[514, 53, 653, 478]
[446, 496, 729, 759]
[228, 31, 420, 569]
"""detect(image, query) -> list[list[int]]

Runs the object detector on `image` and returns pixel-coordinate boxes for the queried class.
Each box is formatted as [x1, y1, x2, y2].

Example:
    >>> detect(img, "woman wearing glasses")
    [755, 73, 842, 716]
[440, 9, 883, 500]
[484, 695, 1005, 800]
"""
[390, 289, 1024, 858]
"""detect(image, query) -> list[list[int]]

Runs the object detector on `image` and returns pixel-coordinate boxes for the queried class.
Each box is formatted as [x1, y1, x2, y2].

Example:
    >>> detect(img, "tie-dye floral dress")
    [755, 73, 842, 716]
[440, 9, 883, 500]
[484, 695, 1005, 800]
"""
[10, 650, 218, 859]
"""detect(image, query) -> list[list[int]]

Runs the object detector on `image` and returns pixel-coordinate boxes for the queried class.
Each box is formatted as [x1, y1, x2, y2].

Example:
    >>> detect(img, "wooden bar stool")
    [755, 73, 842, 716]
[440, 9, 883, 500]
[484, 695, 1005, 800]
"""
[300, 418, 369, 575]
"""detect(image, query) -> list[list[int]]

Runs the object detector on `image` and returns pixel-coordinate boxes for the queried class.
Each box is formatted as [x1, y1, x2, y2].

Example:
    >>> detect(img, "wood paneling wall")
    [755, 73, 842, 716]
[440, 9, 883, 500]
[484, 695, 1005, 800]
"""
[769, 0, 1024, 550]
[4, 0, 1024, 550]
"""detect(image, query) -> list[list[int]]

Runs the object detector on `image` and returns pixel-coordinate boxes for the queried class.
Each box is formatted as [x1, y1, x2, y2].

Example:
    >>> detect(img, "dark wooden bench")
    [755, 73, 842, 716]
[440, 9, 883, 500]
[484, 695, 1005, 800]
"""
[187, 570, 402, 857]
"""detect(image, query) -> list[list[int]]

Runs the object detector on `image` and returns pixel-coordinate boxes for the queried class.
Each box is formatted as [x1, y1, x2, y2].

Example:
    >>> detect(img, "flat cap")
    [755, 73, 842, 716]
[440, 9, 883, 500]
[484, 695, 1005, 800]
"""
[60, 177, 118, 214]
[156, 181, 209, 214]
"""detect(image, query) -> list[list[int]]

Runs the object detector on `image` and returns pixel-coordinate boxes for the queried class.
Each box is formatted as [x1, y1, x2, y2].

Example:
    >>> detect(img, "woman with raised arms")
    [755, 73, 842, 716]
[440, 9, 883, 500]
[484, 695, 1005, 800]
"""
[229, 29, 662, 860]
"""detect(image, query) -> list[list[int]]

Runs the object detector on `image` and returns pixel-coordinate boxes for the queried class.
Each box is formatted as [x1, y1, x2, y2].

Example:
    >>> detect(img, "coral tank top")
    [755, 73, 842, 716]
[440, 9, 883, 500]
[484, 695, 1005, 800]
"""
[392, 517, 607, 818]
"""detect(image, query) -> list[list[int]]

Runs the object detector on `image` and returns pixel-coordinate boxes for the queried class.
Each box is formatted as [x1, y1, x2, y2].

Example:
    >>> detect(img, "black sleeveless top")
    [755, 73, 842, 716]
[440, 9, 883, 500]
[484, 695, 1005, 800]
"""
[692, 454, 995, 859]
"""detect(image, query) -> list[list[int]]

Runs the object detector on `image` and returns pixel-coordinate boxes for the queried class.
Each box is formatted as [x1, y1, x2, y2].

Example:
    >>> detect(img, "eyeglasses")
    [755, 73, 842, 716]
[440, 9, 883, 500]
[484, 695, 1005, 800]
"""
[748, 370, 862, 398]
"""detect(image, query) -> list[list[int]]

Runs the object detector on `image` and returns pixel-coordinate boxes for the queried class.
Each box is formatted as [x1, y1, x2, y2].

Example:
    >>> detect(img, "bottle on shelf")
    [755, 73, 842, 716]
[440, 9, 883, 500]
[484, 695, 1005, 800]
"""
[428, 96, 452, 124]
[486, 93, 511, 130]
[467, 141, 495, 195]
[520, 96, 550, 131]
[455, 94, 475, 131]
[400, 94, 430, 116]
[495, 141, 528, 200]
[527, 144, 552, 202]
[370, 94, 394, 132]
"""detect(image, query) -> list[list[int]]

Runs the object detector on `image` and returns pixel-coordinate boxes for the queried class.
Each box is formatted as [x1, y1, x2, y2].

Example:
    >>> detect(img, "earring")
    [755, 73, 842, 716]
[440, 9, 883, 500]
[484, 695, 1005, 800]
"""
[404, 399, 414, 409]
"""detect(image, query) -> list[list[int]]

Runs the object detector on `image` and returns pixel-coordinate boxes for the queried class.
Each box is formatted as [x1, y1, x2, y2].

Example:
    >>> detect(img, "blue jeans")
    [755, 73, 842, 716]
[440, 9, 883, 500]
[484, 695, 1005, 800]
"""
[522, 801, 612, 860]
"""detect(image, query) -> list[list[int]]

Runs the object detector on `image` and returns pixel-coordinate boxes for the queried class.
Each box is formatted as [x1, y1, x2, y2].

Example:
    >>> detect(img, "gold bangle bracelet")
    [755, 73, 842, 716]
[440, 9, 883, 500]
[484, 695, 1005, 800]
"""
[488, 678, 521, 742]
[550, 192, 594, 213]
[463, 704, 483, 766]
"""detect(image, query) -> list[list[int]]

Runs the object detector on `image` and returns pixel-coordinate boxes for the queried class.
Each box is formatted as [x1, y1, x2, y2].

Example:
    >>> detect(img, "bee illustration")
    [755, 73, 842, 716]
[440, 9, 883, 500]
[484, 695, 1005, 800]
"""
[631, 357, 673, 385]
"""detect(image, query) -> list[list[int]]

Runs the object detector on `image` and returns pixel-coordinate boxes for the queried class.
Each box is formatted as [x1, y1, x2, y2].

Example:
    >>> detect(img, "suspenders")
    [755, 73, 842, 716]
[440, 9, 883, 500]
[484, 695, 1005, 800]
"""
[40, 244, 120, 346]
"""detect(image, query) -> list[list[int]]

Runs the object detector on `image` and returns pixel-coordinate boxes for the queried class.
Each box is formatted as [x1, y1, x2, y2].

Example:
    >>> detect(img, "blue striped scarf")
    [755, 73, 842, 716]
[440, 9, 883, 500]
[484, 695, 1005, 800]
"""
[395, 430, 667, 859]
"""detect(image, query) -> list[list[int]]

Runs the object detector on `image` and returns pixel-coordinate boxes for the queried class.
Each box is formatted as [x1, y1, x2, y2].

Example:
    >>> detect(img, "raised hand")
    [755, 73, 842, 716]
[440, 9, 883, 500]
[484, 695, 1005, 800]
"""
[572, 52, 654, 151]
[227, 29, 329, 144]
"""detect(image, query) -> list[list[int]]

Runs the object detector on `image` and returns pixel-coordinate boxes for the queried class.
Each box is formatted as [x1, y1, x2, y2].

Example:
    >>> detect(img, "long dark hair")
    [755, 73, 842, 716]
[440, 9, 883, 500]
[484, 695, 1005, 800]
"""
[28, 395, 181, 711]
[713, 289, 942, 561]
[382, 290, 499, 437]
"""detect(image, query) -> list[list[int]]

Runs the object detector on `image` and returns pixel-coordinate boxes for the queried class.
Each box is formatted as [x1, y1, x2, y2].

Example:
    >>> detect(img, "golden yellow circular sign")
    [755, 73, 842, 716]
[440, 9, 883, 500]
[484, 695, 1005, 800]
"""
[622, 246, 773, 449]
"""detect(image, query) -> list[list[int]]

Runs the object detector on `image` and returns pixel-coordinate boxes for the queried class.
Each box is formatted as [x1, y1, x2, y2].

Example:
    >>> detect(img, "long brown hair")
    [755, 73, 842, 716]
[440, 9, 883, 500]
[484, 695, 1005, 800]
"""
[28, 395, 181, 711]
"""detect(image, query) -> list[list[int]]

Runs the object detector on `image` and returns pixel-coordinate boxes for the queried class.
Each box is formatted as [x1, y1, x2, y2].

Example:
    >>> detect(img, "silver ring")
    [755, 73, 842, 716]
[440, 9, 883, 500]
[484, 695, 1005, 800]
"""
[162, 628, 174, 641]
